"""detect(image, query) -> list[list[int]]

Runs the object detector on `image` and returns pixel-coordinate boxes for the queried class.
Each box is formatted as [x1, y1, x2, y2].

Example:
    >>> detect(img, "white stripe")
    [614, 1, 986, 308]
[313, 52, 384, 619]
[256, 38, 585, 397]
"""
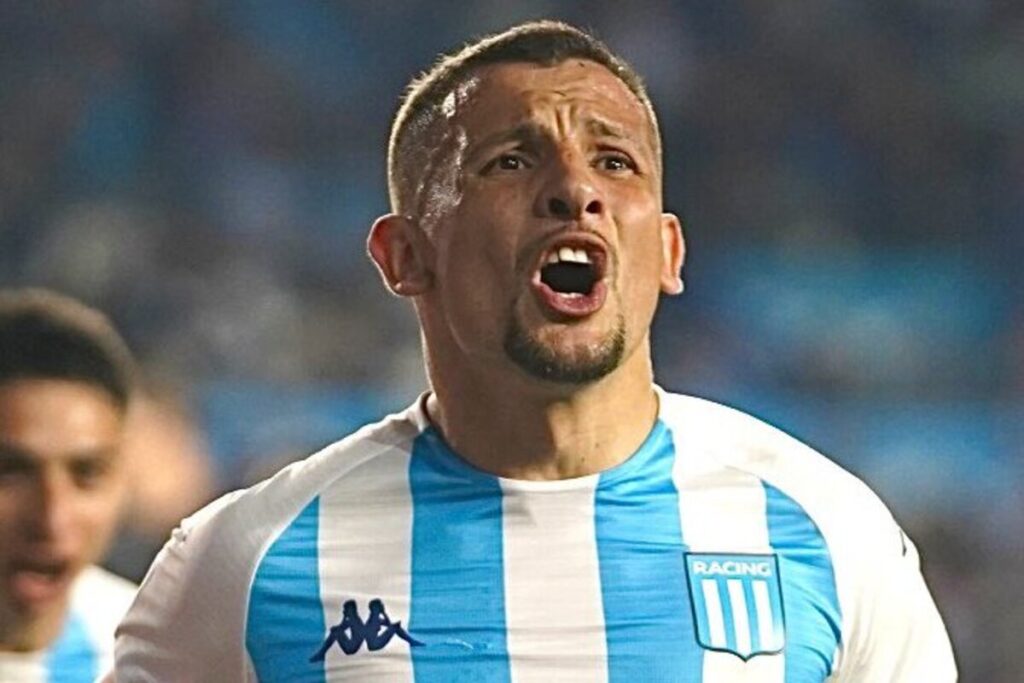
[674, 462, 772, 553]
[753, 580, 777, 651]
[71, 566, 136, 675]
[500, 477, 607, 683]
[727, 579, 752, 656]
[698, 647, 786, 680]
[668, 419, 784, 681]
[318, 447, 415, 680]
[0, 652, 46, 683]
[702, 580, 728, 647]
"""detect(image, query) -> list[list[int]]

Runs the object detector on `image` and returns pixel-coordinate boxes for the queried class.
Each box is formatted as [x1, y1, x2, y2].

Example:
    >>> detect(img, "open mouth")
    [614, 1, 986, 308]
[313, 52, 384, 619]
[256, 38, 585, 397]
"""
[540, 247, 600, 296]
[531, 241, 609, 318]
[8, 559, 73, 606]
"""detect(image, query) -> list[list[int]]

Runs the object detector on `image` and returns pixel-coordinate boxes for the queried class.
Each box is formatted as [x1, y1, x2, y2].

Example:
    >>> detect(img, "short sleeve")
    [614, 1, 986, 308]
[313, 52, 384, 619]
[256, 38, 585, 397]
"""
[831, 527, 957, 681]
[112, 491, 257, 683]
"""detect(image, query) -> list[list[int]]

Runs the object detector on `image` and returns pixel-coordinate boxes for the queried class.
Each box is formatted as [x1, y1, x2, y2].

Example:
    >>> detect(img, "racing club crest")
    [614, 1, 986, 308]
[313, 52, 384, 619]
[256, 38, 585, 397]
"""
[684, 553, 785, 660]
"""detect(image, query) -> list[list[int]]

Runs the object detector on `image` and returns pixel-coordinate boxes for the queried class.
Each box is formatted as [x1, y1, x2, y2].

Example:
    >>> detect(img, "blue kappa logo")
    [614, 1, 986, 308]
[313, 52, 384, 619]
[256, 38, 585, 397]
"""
[310, 598, 423, 660]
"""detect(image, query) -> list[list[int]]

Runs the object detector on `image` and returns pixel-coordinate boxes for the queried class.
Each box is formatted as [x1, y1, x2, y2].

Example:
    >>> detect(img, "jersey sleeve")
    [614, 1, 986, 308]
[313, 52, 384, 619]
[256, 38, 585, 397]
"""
[831, 523, 957, 682]
[112, 490, 258, 683]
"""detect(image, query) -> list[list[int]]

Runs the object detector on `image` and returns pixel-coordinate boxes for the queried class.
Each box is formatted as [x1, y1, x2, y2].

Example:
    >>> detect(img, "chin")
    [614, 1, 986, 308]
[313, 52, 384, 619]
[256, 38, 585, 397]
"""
[504, 314, 626, 385]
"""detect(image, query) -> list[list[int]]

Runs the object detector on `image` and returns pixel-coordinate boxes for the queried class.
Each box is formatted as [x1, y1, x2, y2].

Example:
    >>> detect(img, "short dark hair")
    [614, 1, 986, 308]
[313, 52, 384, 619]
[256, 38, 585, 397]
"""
[388, 20, 660, 217]
[0, 289, 136, 411]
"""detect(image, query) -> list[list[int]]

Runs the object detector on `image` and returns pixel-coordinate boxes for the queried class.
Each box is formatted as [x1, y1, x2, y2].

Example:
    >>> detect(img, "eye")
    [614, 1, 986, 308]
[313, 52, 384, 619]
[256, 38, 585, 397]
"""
[596, 152, 636, 173]
[0, 450, 34, 483]
[69, 456, 113, 490]
[482, 152, 530, 174]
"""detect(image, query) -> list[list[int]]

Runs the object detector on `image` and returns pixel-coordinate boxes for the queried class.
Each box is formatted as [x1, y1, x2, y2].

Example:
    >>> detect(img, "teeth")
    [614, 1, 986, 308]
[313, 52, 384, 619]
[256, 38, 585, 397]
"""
[548, 247, 592, 265]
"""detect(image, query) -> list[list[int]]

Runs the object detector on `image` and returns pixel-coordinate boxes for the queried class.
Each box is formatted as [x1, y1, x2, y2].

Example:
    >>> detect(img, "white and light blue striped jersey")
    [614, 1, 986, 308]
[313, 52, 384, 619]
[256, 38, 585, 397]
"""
[113, 390, 956, 682]
[0, 566, 135, 683]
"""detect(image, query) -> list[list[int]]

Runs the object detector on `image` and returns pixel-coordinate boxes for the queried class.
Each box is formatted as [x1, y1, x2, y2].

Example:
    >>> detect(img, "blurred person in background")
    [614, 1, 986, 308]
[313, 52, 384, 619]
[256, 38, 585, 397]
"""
[112, 20, 955, 681]
[0, 289, 137, 681]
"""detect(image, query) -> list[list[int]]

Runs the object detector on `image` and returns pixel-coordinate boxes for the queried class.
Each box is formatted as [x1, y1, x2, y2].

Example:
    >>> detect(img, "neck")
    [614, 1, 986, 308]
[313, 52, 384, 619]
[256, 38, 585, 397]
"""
[0, 602, 66, 653]
[424, 340, 659, 480]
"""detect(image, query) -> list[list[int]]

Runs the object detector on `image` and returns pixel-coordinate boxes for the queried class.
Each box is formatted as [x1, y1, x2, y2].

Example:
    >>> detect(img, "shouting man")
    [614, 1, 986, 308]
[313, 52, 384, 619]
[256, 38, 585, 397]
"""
[113, 21, 955, 682]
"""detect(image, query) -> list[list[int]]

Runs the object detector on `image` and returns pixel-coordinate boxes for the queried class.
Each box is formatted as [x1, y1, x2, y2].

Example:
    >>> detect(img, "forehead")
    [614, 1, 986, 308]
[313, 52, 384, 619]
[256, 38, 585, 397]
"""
[454, 60, 655, 147]
[0, 379, 122, 456]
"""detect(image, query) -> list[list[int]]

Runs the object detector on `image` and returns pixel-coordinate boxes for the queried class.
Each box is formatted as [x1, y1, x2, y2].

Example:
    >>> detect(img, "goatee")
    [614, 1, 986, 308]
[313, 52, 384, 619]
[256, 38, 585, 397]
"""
[503, 313, 626, 384]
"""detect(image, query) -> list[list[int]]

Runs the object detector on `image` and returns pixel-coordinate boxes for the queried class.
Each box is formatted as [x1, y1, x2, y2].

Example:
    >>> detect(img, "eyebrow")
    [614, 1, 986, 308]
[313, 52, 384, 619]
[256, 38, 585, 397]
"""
[470, 115, 647, 153]
[0, 443, 118, 465]
[0, 442, 31, 459]
[467, 123, 545, 160]
[585, 117, 632, 141]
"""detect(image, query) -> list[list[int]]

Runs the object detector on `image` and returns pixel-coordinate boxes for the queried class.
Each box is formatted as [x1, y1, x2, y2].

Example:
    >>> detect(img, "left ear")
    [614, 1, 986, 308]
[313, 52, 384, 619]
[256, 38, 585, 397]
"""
[658, 212, 685, 295]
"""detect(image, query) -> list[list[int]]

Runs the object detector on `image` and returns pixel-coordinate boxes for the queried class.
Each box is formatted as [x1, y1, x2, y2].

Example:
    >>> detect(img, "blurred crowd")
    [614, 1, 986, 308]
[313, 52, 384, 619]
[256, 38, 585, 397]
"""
[1, 1, 1021, 679]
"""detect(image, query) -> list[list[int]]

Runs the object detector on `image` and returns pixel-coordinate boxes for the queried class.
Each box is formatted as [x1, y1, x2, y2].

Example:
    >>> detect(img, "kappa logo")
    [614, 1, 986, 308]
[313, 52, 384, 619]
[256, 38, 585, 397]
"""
[684, 553, 786, 661]
[310, 598, 423, 661]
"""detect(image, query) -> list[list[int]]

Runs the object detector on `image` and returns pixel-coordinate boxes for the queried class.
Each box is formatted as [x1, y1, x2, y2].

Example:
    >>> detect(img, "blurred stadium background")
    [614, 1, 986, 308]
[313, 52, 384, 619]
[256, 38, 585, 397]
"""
[1, 1, 1020, 678]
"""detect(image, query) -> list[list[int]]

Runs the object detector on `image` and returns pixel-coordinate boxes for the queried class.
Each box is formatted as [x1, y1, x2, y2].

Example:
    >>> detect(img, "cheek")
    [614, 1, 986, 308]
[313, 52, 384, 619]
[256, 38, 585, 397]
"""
[617, 204, 666, 277]
[615, 207, 668, 320]
[0, 507, 16, 550]
[0, 485, 39, 538]
[439, 207, 519, 302]
[80, 471, 128, 531]
[78, 495, 124, 553]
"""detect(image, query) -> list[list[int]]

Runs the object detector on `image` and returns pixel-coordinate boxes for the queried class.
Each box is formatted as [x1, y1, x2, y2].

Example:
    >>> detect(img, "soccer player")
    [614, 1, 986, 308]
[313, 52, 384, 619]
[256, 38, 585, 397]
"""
[0, 289, 137, 681]
[113, 20, 956, 681]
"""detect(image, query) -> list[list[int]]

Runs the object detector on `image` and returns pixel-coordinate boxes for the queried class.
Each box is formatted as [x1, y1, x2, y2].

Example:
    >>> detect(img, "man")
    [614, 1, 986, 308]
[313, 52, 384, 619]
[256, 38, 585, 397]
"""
[0, 289, 137, 681]
[113, 20, 956, 681]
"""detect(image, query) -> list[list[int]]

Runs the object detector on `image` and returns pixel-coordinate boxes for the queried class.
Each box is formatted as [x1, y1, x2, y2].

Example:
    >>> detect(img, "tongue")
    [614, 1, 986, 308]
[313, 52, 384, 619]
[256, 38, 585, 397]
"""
[532, 278, 607, 318]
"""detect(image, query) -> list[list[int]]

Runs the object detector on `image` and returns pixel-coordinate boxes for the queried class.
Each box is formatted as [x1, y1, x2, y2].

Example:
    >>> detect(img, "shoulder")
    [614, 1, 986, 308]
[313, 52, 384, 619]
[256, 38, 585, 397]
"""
[658, 391, 955, 679]
[658, 390, 904, 558]
[178, 400, 425, 559]
[71, 565, 136, 635]
[174, 401, 425, 581]
[115, 401, 427, 680]
[72, 565, 137, 611]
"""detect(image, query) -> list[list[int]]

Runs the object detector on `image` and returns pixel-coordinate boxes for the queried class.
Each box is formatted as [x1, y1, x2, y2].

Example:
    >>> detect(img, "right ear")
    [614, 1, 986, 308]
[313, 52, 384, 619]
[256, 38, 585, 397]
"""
[367, 213, 435, 297]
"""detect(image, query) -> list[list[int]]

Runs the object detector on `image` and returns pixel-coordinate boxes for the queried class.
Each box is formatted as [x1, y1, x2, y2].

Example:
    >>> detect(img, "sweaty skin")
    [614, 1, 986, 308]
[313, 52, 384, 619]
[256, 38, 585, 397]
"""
[412, 79, 480, 233]
[371, 59, 685, 481]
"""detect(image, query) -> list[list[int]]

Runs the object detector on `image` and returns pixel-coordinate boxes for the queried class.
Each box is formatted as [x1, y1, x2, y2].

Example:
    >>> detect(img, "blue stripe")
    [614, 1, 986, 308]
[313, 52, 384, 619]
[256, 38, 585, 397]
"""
[764, 482, 842, 681]
[408, 428, 511, 682]
[767, 568, 785, 650]
[595, 420, 702, 682]
[45, 611, 96, 683]
[247, 496, 326, 683]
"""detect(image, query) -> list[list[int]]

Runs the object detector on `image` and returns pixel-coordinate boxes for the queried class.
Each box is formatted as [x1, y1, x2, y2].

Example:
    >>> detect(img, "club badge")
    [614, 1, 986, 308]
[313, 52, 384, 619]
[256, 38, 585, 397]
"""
[684, 553, 785, 660]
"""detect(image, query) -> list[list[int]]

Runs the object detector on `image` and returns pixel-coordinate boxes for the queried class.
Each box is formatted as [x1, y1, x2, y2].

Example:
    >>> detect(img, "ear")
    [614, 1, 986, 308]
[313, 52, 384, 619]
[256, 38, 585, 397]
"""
[658, 212, 686, 295]
[367, 213, 435, 297]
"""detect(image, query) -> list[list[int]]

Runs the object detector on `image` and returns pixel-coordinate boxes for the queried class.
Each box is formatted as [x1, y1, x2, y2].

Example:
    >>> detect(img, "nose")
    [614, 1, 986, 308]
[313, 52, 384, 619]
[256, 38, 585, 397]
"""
[25, 470, 76, 543]
[535, 152, 605, 221]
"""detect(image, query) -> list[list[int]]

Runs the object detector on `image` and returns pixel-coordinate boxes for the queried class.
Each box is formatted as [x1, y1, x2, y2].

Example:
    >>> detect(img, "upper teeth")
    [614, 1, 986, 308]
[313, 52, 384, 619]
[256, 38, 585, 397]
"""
[547, 247, 591, 265]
